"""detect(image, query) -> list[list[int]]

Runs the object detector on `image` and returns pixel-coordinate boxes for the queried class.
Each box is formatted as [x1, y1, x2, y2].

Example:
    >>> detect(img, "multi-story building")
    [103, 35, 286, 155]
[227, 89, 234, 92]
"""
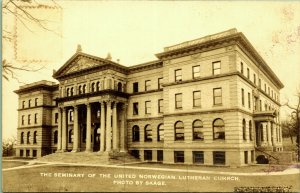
[15, 29, 284, 166]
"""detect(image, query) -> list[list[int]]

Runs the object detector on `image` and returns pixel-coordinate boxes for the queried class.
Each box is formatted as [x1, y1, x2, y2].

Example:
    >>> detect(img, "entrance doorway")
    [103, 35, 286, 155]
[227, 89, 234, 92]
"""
[93, 124, 100, 151]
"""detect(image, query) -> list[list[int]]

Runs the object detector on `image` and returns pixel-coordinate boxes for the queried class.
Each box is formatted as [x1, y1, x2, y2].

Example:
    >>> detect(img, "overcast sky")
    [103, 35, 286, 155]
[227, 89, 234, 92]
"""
[2, 1, 300, 139]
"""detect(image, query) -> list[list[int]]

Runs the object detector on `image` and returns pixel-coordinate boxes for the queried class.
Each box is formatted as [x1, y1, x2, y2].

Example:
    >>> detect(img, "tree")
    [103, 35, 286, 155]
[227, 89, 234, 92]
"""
[2, 136, 17, 157]
[2, 0, 60, 82]
[283, 90, 300, 161]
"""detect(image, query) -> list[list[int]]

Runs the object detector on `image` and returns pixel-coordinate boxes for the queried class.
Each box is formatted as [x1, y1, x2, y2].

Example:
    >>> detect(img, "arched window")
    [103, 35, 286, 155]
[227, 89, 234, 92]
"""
[249, 121, 253, 141]
[118, 82, 122, 92]
[193, 120, 204, 140]
[78, 85, 82, 94]
[69, 129, 74, 143]
[70, 87, 74, 96]
[54, 130, 58, 144]
[96, 82, 100, 91]
[83, 85, 86, 94]
[157, 124, 164, 141]
[91, 83, 95, 92]
[243, 119, 246, 140]
[213, 118, 225, 140]
[27, 131, 30, 144]
[175, 121, 184, 141]
[132, 125, 140, 142]
[21, 132, 24, 144]
[33, 131, 37, 144]
[144, 124, 152, 141]
[66, 88, 70, 97]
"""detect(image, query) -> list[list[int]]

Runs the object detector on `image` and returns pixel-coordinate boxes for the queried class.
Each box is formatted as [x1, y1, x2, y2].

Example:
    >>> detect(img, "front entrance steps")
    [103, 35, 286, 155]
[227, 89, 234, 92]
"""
[37, 151, 140, 165]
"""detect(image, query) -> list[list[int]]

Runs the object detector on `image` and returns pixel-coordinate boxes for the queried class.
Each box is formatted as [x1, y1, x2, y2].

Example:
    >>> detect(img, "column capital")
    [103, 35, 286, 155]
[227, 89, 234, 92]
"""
[73, 105, 78, 110]
[86, 103, 91, 108]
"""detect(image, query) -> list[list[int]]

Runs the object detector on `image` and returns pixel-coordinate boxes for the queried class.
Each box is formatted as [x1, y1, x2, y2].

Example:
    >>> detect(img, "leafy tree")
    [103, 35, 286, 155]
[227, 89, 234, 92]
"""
[2, 136, 17, 157]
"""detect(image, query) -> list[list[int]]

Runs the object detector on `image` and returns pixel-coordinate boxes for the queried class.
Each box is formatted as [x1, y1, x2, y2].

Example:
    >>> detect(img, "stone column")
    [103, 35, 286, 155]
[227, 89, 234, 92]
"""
[112, 102, 118, 151]
[72, 106, 79, 152]
[106, 101, 112, 152]
[57, 107, 62, 152]
[267, 121, 272, 146]
[272, 122, 276, 146]
[120, 103, 128, 152]
[86, 103, 92, 152]
[100, 101, 106, 152]
[62, 107, 67, 152]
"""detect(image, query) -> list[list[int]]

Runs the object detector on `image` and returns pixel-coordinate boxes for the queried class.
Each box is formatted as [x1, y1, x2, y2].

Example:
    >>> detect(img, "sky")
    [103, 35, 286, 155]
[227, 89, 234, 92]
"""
[2, 1, 300, 139]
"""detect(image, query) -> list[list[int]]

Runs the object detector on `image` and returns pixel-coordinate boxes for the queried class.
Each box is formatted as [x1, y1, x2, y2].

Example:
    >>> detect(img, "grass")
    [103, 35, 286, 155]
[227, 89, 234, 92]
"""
[2, 160, 28, 169]
[2, 163, 300, 192]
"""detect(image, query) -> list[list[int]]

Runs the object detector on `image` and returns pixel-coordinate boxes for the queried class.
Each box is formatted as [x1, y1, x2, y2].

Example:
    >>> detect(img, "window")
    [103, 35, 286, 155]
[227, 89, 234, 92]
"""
[133, 102, 139, 115]
[271, 90, 273, 98]
[131, 150, 140, 159]
[241, 88, 245, 106]
[175, 69, 182, 81]
[144, 150, 152, 161]
[251, 150, 254, 163]
[259, 100, 262, 111]
[265, 103, 267, 111]
[28, 99, 31, 108]
[253, 74, 256, 85]
[244, 151, 248, 164]
[26, 150, 30, 157]
[21, 132, 24, 144]
[68, 129, 74, 143]
[117, 82, 122, 92]
[175, 121, 184, 141]
[66, 88, 70, 96]
[264, 84, 266, 92]
[33, 150, 37, 157]
[20, 150, 24, 157]
[35, 98, 38, 106]
[55, 113, 59, 124]
[83, 85, 86, 94]
[28, 114, 31, 125]
[144, 125, 152, 141]
[133, 82, 139, 93]
[27, 132, 30, 144]
[132, 125, 140, 142]
[70, 87, 74, 96]
[96, 82, 100, 91]
[158, 99, 163, 113]
[91, 83, 95, 92]
[145, 101, 151, 114]
[268, 87, 270, 95]
[243, 119, 246, 140]
[213, 88, 222, 105]
[213, 151, 225, 165]
[247, 68, 250, 79]
[145, 80, 151, 91]
[213, 118, 225, 140]
[157, 124, 164, 141]
[69, 110, 74, 122]
[193, 151, 204, 164]
[21, 115, 25, 125]
[54, 130, 58, 144]
[34, 113, 38, 124]
[33, 131, 37, 144]
[193, 65, 200, 78]
[157, 150, 163, 161]
[22, 101, 25, 108]
[259, 79, 261, 89]
[240, 62, 244, 74]
[193, 120, 204, 140]
[193, 91, 201, 107]
[249, 121, 253, 141]
[175, 93, 182, 109]
[174, 151, 184, 163]
[248, 92, 251, 109]
[158, 78, 163, 89]
[254, 97, 257, 111]
[213, 61, 221, 75]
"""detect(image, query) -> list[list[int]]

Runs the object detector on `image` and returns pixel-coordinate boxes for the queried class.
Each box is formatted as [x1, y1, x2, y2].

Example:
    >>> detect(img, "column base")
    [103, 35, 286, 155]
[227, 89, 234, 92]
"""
[85, 149, 92, 153]
[71, 149, 80, 153]
[61, 149, 68, 152]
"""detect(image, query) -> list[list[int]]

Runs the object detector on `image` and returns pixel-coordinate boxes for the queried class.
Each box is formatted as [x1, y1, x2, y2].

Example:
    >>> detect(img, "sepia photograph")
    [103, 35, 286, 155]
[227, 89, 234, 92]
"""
[2, 1, 300, 192]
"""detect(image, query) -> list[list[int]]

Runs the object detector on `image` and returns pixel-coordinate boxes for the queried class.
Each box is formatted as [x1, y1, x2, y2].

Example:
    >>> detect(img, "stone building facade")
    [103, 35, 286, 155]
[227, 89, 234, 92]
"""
[15, 29, 284, 166]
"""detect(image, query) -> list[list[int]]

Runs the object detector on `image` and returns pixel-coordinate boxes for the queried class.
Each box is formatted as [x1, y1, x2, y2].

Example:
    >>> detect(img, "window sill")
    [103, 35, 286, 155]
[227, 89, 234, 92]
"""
[213, 104, 222, 107]
[193, 139, 204, 142]
[175, 108, 183, 111]
[192, 106, 201, 109]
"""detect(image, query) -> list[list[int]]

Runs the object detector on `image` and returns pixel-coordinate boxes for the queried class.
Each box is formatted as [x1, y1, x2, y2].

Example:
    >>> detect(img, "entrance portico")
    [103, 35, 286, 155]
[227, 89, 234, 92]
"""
[56, 98, 127, 153]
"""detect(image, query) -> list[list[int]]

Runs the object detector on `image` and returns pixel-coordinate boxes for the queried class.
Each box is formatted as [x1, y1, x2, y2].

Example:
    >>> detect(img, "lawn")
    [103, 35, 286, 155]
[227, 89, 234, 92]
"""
[2, 160, 28, 169]
[2, 163, 300, 192]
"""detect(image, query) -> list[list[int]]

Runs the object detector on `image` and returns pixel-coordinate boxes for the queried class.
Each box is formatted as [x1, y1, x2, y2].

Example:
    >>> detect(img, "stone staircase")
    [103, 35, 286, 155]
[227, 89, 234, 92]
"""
[37, 151, 141, 165]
